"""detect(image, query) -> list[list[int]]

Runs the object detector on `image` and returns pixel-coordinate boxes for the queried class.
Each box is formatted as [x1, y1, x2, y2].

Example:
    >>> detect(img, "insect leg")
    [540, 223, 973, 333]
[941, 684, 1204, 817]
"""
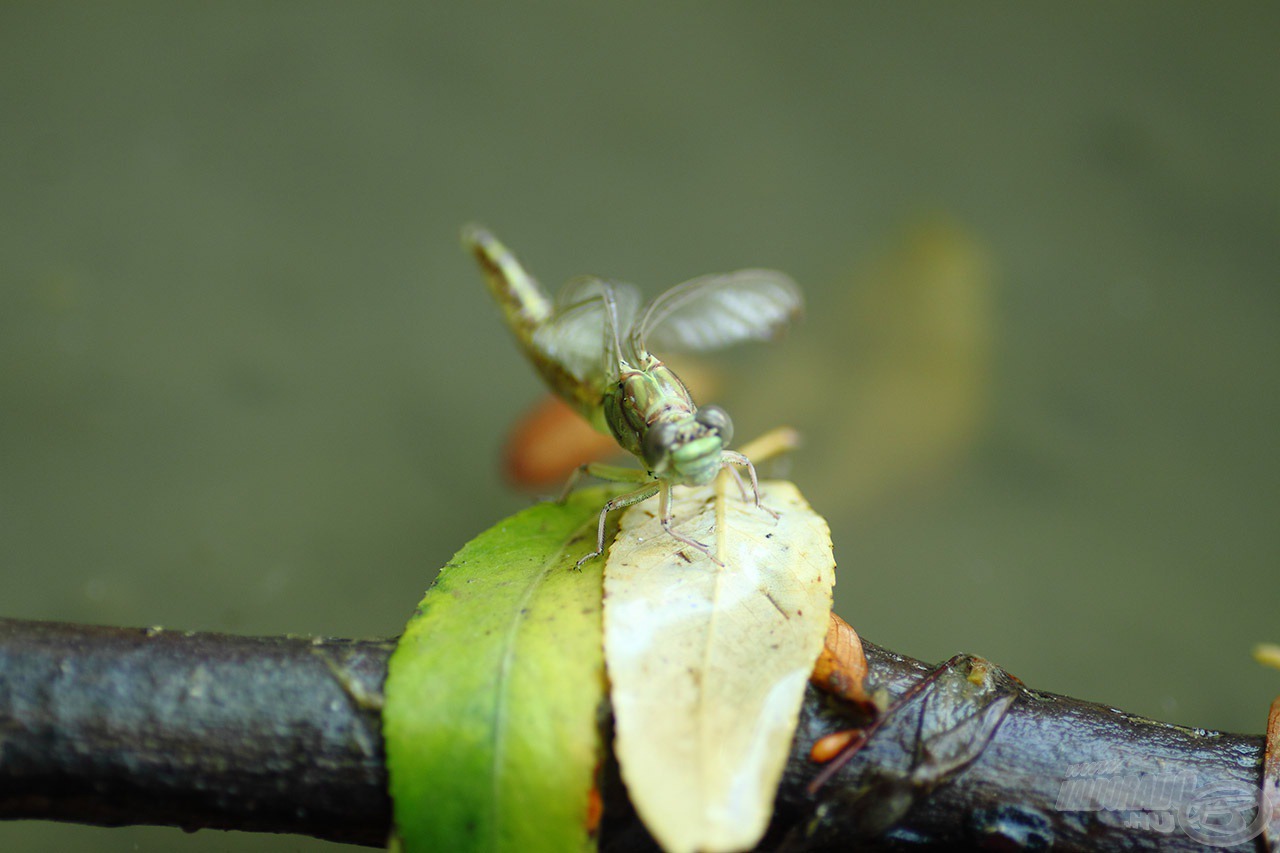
[658, 481, 723, 567]
[724, 465, 750, 503]
[575, 481, 660, 570]
[721, 451, 780, 519]
[558, 462, 652, 504]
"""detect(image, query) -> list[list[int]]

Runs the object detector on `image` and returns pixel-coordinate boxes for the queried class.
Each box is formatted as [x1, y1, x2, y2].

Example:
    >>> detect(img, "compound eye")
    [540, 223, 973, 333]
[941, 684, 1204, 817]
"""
[696, 405, 733, 446]
[642, 421, 677, 470]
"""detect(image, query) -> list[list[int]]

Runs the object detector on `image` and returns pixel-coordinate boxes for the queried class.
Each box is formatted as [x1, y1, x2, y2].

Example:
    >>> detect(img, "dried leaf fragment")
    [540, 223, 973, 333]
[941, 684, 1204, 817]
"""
[810, 612, 871, 706]
[1263, 695, 1280, 848]
[810, 729, 861, 764]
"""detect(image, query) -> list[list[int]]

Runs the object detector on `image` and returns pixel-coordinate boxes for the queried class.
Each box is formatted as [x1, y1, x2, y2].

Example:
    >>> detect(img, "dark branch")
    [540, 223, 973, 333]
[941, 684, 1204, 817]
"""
[0, 619, 393, 846]
[0, 618, 1267, 851]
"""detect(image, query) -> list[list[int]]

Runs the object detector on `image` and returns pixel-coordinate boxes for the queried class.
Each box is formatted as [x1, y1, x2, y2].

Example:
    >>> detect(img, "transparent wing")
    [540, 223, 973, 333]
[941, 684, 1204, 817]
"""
[531, 276, 642, 385]
[631, 270, 802, 354]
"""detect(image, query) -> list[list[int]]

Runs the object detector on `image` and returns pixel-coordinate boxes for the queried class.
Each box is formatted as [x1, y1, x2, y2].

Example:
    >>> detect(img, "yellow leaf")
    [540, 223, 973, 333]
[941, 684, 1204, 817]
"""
[604, 481, 835, 853]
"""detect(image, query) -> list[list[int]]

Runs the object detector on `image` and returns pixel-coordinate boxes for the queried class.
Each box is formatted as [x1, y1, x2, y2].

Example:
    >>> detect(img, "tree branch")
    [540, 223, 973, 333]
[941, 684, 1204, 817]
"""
[0, 618, 1268, 850]
[0, 619, 392, 846]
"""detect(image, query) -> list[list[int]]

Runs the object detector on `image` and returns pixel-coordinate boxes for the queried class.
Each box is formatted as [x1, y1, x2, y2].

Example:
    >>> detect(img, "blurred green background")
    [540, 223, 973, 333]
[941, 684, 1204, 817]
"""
[1, 4, 1276, 850]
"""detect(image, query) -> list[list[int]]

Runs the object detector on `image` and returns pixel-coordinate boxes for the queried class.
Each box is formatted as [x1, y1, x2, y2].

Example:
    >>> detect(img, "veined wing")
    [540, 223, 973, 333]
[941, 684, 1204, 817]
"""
[532, 275, 642, 389]
[630, 270, 802, 355]
[465, 225, 629, 429]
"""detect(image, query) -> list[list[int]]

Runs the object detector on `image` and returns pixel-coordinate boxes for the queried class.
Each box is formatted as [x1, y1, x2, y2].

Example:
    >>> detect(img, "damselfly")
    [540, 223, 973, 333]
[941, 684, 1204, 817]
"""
[463, 226, 801, 566]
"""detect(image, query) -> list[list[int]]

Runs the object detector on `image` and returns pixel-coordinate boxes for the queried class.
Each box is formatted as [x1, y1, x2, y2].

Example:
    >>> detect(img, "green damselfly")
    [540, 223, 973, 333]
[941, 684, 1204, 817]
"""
[463, 226, 801, 566]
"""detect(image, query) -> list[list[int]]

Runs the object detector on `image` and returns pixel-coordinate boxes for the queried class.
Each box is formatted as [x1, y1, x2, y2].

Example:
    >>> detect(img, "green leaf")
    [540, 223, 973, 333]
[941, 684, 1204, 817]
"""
[383, 487, 614, 853]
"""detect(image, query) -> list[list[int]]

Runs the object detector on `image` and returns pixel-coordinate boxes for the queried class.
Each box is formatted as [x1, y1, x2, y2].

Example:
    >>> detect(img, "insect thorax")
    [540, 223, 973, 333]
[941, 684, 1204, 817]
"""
[603, 358, 725, 486]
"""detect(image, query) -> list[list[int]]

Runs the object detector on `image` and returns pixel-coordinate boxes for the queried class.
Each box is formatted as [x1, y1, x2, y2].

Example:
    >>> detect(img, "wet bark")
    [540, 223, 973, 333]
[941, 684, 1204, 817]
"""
[0, 618, 1269, 851]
